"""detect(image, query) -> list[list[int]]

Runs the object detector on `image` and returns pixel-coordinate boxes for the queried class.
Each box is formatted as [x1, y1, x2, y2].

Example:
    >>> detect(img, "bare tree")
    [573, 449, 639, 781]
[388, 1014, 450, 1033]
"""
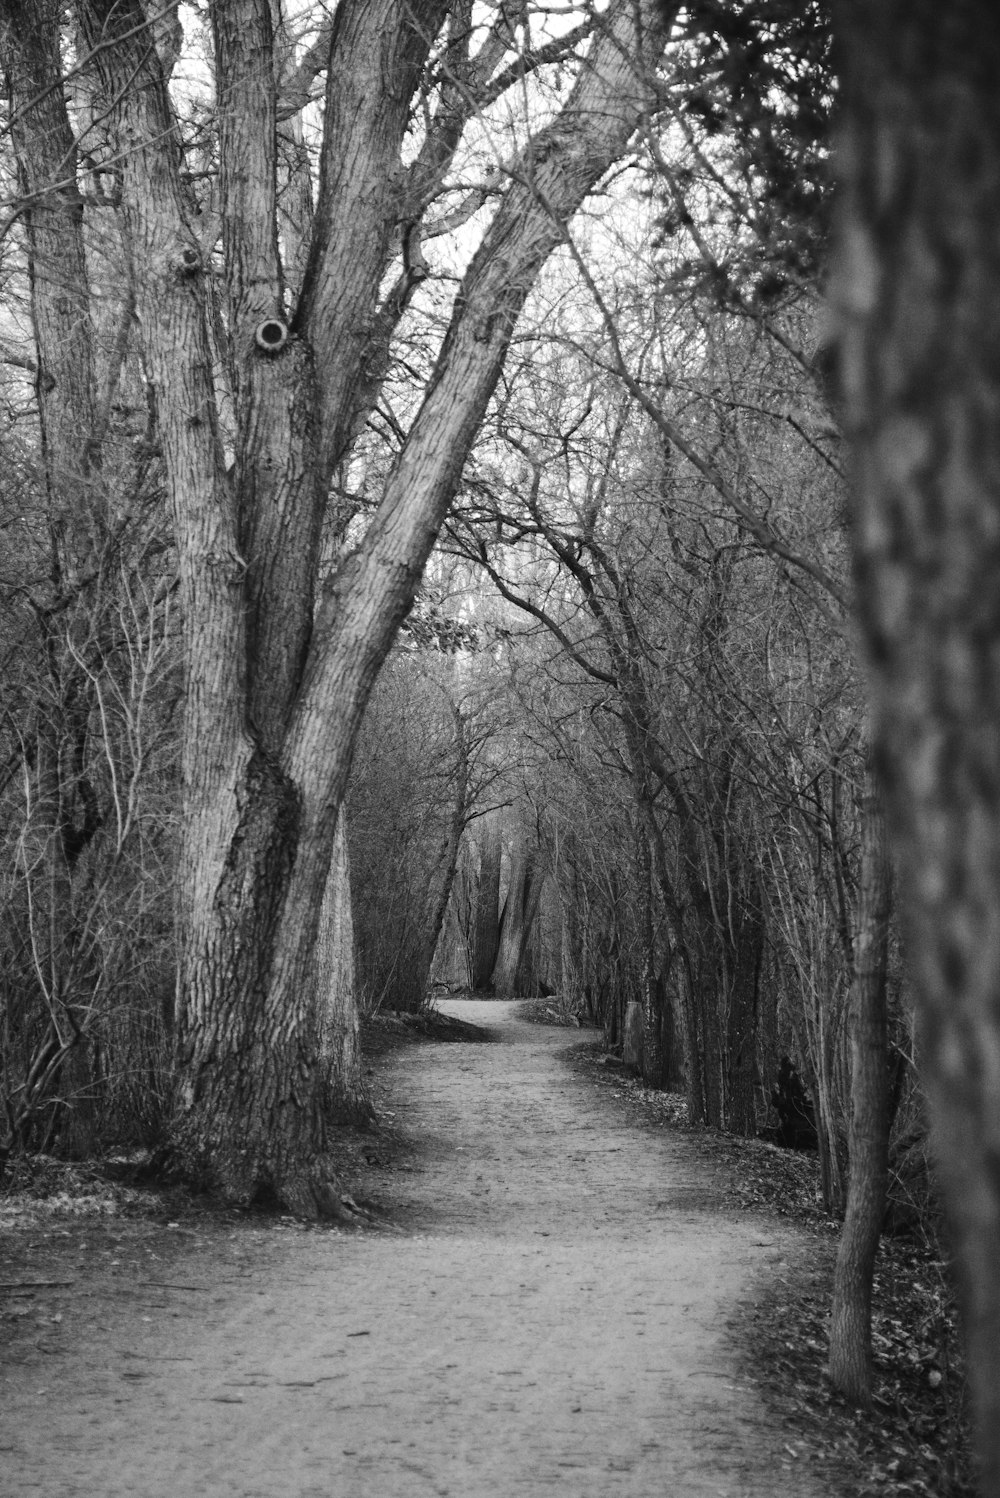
[12, 0, 671, 1214]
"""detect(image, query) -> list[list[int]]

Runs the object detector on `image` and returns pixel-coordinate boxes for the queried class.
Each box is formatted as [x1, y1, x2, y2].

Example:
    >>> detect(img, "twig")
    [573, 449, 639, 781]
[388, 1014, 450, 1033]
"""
[0, 1280, 75, 1292]
[137, 1281, 210, 1291]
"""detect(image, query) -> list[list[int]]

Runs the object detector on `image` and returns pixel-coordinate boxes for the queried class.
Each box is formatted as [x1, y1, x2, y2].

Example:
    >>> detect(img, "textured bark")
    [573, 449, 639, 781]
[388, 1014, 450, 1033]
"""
[829, 757, 891, 1406]
[623, 1001, 643, 1072]
[314, 817, 366, 1121]
[833, 0, 1000, 1475]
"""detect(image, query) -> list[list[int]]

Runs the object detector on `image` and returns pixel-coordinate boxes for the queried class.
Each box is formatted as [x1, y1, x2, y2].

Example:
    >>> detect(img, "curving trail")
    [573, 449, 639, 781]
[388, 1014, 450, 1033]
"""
[0, 1001, 838, 1498]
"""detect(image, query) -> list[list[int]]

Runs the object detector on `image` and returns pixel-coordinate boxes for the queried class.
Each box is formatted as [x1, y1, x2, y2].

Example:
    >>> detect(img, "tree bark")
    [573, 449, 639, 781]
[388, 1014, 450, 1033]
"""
[833, 0, 1000, 1475]
[314, 817, 367, 1122]
[829, 757, 892, 1406]
[623, 1000, 643, 1072]
[634, 805, 666, 1087]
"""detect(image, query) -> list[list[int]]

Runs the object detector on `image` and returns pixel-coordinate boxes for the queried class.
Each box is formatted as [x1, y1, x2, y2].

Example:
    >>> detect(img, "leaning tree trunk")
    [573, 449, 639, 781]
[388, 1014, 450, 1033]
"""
[834, 0, 1000, 1478]
[78, 0, 671, 1213]
[829, 757, 892, 1406]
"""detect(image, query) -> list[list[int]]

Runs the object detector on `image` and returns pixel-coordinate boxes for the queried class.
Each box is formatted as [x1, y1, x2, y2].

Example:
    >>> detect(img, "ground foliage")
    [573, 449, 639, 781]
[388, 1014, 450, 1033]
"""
[746, 1238, 974, 1498]
[558, 1013, 974, 1497]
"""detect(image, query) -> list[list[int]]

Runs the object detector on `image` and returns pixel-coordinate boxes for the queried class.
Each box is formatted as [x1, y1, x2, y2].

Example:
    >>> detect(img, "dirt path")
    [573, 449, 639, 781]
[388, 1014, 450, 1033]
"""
[1, 1001, 839, 1498]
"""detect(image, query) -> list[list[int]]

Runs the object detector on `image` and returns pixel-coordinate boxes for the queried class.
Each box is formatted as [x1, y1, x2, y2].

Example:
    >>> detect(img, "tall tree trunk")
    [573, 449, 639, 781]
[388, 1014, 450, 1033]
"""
[686, 896, 726, 1128]
[829, 756, 892, 1406]
[722, 890, 764, 1136]
[490, 842, 543, 996]
[314, 817, 366, 1122]
[834, 0, 1000, 1476]
[470, 811, 502, 991]
[415, 707, 469, 1008]
[635, 811, 666, 1087]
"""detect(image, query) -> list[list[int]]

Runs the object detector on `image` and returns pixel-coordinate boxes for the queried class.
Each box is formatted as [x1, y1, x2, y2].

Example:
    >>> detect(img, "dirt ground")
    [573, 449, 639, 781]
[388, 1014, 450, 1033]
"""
[0, 1000, 849, 1498]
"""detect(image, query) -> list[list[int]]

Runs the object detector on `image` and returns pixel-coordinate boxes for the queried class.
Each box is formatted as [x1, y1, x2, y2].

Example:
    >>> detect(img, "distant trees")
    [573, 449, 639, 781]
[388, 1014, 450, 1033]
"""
[0, 0, 178, 1166]
[348, 610, 494, 1015]
[445, 228, 869, 1135]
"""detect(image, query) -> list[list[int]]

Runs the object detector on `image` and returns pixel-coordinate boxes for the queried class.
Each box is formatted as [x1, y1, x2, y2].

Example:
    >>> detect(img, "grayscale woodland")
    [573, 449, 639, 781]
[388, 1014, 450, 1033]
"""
[0, 2, 997, 1492]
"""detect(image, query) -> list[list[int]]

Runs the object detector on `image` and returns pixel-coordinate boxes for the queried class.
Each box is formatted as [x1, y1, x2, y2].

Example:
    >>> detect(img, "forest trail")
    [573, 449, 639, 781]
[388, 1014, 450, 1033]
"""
[1, 1001, 838, 1498]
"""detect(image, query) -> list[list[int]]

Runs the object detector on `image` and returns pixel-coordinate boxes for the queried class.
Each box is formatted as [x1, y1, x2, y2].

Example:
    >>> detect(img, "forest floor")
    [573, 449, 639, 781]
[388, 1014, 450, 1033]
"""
[0, 999, 969, 1497]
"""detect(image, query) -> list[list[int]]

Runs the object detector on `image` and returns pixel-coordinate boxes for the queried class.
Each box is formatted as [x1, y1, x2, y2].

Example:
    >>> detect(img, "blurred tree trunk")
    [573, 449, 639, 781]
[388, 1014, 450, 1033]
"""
[834, 0, 1000, 1474]
[828, 755, 891, 1405]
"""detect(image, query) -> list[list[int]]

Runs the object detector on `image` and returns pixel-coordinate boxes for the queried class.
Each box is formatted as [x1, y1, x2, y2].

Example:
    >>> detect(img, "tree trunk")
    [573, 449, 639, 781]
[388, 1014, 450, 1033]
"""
[314, 817, 366, 1121]
[686, 899, 726, 1128]
[636, 818, 666, 1087]
[470, 811, 502, 991]
[722, 890, 764, 1136]
[5, 0, 96, 503]
[4, 0, 104, 1156]
[490, 843, 543, 996]
[623, 1001, 643, 1072]
[829, 757, 892, 1406]
[834, 0, 1000, 1475]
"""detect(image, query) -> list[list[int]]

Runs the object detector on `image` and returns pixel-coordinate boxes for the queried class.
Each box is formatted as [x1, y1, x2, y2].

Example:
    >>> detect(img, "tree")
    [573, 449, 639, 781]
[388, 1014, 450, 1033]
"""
[828, 752, 892, 1405]
[9, 0, 673, 1214]
[833, 0, 1000, 1482]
